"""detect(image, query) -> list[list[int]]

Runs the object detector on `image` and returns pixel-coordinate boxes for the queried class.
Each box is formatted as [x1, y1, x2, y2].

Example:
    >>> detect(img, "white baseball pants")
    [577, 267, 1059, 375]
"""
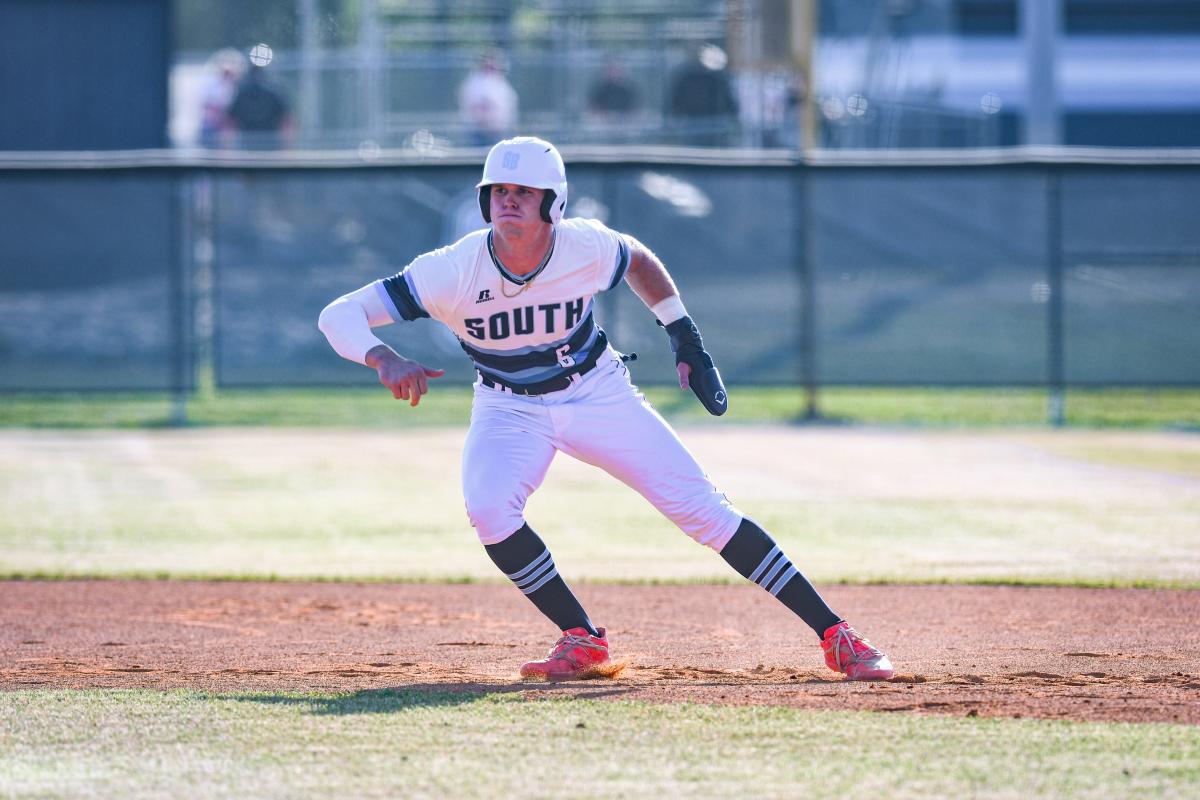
[462, 349, 743, 548]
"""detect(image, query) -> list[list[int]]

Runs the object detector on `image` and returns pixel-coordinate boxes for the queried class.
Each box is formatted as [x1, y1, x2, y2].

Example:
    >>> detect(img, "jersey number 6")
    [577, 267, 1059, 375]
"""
[555, 345, 576, 368]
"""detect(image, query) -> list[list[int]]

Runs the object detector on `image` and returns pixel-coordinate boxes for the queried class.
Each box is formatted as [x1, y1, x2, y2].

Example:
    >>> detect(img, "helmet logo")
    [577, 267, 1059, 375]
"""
[502, 151, 520, 169]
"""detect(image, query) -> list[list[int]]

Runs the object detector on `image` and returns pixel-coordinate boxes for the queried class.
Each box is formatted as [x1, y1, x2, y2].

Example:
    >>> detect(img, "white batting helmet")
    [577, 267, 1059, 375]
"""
[476, 136, 568, 225]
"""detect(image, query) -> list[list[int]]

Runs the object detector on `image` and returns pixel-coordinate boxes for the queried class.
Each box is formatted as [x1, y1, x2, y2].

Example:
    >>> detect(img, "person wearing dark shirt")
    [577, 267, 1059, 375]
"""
[588, 60, 639, 117]
[668, 45, 739, 146]
[228, 66, 293, 150]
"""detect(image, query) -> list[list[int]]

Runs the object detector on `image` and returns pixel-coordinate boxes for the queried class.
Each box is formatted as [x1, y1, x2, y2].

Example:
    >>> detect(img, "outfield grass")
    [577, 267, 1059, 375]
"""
[1, 385, 1197, 429]
[2, 427, 1197, 586]
[1, 689, 1195, 799]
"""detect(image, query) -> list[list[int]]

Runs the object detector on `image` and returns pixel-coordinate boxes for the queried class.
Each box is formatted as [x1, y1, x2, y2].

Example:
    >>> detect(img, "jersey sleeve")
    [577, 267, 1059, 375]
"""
[575, 218, 631, 294]
[377, 270, 428, 322]
[378, 249, 457, 323]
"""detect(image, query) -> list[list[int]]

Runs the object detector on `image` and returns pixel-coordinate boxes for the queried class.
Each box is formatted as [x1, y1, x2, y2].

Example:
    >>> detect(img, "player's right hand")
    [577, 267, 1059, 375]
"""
[365, 346, 445, 407]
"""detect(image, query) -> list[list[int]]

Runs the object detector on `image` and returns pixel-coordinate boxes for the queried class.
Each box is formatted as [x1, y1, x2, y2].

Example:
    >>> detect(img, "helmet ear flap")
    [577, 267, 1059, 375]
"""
[539, 190, 557, 224]
[478, 186, 492, 223]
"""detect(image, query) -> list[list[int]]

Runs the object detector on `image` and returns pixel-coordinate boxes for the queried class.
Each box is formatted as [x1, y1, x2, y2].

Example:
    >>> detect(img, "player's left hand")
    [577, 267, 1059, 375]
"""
[365, 345, 445, 407]
[663, 317, 728, 416]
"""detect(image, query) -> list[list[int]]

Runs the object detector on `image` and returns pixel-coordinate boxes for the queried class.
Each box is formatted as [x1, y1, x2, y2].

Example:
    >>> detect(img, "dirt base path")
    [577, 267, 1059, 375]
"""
[3, 581, 1198, 724]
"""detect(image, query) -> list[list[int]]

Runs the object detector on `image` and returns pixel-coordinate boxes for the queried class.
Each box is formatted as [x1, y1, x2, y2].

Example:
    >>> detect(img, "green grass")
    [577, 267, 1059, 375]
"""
[1, 689, 1196, 799]
[2, 427, 1197, 586]
[1, 385, 1197, 428]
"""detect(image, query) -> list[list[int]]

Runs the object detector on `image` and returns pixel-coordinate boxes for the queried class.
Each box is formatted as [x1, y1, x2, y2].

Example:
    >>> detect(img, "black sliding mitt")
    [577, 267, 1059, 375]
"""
[662, 316, 729, 416]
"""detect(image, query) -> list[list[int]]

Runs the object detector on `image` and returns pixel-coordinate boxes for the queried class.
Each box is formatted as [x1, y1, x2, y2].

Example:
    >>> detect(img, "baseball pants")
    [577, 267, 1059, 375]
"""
[463, 348, 744, 548]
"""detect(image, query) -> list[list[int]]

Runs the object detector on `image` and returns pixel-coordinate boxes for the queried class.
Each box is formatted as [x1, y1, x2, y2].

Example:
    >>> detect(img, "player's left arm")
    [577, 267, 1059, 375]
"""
[317, 282, 445, 406]
[622, 234, 728, 416]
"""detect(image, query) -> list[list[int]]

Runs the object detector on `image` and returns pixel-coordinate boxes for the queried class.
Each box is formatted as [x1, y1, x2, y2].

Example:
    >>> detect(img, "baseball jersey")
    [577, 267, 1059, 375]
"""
[372, 217, 631, 392]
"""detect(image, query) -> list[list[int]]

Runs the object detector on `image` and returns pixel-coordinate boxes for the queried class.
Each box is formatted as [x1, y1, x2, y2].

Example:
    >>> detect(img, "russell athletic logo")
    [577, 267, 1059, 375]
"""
[477, 289, 493, 303]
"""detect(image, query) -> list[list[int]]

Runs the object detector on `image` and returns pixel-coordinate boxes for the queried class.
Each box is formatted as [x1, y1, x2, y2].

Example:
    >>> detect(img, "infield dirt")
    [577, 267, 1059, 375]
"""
[3, 581, 1197, 724]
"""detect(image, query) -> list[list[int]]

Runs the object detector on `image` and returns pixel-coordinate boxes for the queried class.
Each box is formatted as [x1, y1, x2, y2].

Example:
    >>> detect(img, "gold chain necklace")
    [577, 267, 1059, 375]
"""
[489, 230, 555, 299]
[500, 278, 533, 299]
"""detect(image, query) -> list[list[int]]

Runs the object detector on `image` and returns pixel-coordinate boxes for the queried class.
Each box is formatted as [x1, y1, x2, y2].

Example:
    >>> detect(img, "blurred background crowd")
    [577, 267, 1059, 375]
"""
[171, 0, 1200, 152]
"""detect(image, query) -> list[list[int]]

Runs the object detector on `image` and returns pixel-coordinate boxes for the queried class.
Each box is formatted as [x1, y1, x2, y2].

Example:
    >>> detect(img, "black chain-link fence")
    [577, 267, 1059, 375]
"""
[2, 152, 1198, 400]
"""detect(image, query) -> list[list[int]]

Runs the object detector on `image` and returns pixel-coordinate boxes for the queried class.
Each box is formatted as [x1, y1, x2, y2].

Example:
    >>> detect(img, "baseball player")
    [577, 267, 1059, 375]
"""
[318, 137, 893, 681]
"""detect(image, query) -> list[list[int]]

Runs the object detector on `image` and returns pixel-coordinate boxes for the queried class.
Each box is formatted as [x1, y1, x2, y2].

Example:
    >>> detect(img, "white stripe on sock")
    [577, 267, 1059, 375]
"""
[514, 558, 556, 591]
[506, 548, 551, 582]
[520, 566, 560, 595]
[757, 556, 790, 592]
[766, 565, 798, 596]
[748, 545, 782, 583]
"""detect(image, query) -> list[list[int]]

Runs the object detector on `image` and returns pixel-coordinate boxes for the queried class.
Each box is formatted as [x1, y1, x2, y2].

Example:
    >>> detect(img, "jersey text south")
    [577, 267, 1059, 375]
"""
[463, 297, 585, 340]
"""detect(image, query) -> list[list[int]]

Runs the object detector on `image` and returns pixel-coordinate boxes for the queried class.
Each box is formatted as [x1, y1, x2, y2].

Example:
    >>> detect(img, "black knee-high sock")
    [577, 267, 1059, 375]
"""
[720, 517, 841, 639]
[485, 524, 599, 637]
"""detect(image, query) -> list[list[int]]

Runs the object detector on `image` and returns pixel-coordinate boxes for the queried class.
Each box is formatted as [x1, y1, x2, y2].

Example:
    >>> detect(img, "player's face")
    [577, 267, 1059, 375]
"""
[490, 183, 546, 233]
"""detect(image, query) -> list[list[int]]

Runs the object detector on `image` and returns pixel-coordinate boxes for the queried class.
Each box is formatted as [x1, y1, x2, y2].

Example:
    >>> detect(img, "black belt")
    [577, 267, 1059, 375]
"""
[478, 331, 608, 396]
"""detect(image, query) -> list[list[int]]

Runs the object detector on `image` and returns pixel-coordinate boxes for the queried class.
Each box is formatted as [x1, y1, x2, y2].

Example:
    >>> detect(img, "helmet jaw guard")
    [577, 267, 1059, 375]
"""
[476, 136, 568, 225]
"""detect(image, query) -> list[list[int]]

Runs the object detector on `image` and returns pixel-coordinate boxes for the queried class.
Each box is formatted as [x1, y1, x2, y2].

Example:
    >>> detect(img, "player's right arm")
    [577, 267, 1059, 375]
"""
[317, 284, 444, 406]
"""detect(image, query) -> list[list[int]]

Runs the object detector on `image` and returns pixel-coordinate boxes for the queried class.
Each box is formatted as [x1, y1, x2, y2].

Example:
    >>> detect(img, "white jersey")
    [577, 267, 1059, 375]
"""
[372, 217, 631, 392]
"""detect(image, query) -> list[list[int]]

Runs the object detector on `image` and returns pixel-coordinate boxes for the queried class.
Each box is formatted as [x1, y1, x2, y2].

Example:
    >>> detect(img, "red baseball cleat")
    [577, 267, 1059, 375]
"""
[520, 627, 610, 680]
[821, 621, 895, 680]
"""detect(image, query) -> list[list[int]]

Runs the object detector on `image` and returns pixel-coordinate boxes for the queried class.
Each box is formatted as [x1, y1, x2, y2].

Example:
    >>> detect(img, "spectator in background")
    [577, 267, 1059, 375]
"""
[198, 48, 246, 148]
[228, 65, 294, 150]
[587, 59, 639, 118]
[668, 44, 739, 146]
[458, 50, 518, 147]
